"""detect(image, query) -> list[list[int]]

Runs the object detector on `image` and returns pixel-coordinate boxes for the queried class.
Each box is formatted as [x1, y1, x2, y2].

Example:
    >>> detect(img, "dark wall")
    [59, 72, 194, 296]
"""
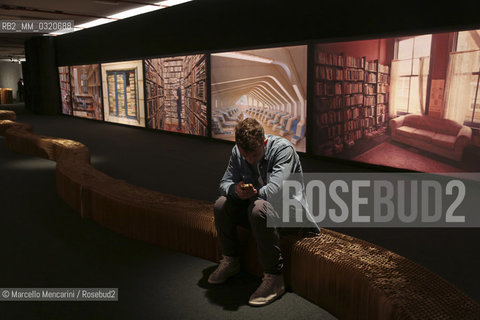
[23, 0, 480, 115]
[53, 0, 480, 65]
[24, 37, 60, 115]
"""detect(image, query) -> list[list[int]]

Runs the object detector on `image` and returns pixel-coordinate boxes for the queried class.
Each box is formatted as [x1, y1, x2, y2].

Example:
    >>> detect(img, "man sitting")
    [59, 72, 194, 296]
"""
[208, 117, 306, 306]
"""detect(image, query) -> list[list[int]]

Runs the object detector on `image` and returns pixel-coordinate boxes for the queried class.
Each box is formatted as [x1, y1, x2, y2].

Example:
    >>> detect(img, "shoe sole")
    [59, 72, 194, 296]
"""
[248, 288, 285, 307]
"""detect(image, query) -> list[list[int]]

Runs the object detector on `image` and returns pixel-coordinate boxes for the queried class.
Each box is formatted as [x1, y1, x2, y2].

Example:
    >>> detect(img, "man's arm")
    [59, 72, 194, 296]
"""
[257, 145, 296, 200]
[219, 147, 242, 197]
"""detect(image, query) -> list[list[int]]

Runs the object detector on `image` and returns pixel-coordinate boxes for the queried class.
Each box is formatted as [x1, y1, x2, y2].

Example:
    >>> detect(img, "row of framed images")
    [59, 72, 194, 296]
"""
[59, 27, 480, 173]
[59, 45, 309, 152]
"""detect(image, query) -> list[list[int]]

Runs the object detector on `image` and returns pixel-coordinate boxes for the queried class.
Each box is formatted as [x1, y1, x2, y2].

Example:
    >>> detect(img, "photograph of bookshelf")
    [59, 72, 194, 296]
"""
[58, 66, 72, 115]
[144, 54, 207, 136]
[144, 58, 165, 129]
[211, 45, 307, 152]
[101, 60, 145, 127]
[312, 46, 391, 158]
[311, 30, 480, 173]
[70, 64, 103, 120]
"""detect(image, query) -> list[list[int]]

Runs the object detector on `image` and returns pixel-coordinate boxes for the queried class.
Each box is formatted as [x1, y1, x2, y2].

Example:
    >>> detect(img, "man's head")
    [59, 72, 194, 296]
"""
[235, 118, 267, 164]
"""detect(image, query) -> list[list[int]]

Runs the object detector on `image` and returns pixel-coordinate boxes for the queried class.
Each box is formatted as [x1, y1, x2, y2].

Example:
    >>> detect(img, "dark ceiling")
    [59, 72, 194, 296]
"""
[0, 0, 179, 60]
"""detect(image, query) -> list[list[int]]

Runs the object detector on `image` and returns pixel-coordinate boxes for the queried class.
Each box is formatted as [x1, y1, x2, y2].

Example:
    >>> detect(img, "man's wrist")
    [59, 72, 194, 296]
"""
[228, 183, 239, 198]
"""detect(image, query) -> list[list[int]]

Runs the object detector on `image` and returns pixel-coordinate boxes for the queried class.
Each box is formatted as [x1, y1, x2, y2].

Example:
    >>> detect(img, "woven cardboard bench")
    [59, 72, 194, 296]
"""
[0, 120, 32, 136]
[56, 158, 219, 261]
[2, 117, 479, 320]
[4, 127, 90, 164]
[0, 110, 16, 121]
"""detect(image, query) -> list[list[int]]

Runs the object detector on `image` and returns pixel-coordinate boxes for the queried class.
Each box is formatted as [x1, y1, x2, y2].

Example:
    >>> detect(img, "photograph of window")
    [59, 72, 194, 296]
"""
[70, 64, 103, 120]
[211, 45, 307, 153]
[390, 35, 431, 115]
[144, 54, 207, 136]
[58, 66, 72, 115]
[312, 29, 480, 173]
[101, 60, 145, 127]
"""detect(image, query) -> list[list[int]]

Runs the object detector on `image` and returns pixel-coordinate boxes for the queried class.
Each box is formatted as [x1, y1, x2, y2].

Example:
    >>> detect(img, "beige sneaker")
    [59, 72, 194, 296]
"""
[207, 256, 240, 284]
[248, 273, 285, 306]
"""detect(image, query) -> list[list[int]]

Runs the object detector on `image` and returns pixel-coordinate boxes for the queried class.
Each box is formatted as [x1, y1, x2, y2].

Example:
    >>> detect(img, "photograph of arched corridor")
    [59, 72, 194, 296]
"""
[211, 45, 307, 152]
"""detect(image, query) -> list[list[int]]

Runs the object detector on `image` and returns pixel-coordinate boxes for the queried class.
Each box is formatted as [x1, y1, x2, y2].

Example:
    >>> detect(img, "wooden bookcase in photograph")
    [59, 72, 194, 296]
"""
[183, 55, 207, 136]
[58, 66, 71, 115]
[164, 58, 184, 126]
[145, 59, 166, 129]
[364, 60, 390, 134]
[71, 65, 102, 120]
[313, 50, 390, 156]
[377, 62, 390, 130]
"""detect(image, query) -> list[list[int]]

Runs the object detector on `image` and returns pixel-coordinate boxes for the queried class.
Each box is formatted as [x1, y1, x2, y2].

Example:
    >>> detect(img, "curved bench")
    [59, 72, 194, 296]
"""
[1, 116, 479, 320]
[0, 119, 32, 136]
[0, 110, 16, 121]
[56, 158, 219, 261]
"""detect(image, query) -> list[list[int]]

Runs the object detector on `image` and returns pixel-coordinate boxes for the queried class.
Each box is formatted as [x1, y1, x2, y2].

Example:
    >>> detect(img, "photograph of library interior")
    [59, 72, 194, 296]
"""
[2, 0, 480, 318]
[312, 29, 480, 173]
[145, 54, 207, 136]
[211, 45, 307, 152]
[101, 60, 146, 127]
[54, 29, 480, 173]
[69, 64, 103, 120]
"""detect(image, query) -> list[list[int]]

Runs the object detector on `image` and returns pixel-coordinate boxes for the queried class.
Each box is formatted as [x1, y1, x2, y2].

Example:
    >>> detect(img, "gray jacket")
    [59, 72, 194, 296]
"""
[219, 134, 303, 201]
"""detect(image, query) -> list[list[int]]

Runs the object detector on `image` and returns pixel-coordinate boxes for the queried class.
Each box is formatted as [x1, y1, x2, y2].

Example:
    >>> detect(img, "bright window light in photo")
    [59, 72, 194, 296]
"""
[456, 30, 480, 125]
[456, 30, 480, 52]
[392, 35, 432, 114]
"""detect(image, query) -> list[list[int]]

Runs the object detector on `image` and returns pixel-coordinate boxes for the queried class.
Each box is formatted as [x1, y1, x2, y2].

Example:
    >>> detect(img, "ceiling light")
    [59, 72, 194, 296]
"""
[109, 6, 161, 19]
[47, 0, 192, 36]
[75, 18, 114, 29]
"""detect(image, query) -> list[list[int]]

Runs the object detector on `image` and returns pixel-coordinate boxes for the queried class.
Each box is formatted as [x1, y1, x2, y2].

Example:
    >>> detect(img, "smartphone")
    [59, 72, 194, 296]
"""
[240, 183, 253, 190]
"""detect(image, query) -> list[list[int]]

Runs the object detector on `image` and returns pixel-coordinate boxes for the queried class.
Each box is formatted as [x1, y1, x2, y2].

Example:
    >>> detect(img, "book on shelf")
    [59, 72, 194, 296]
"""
[344, 94, 364, 107]
[364, 83, 376, 95]
[378, 64, 389, 74]
[315, 51, 344, 66]
[344, 68, 364, 81]
[377, 94, 386, 104]
[315, 66, 343, 81]
[378, 74, 389, 83]
[343, 82, 363, 94]
[378, 83, 388, 93]
[364, 95, 376, 106]
[366, 73, 377, 83]
[360, 106, 373, 117]
[365, 60, 378, 72]
[345, 55, 364, 68]
[315, 82, 342, 96]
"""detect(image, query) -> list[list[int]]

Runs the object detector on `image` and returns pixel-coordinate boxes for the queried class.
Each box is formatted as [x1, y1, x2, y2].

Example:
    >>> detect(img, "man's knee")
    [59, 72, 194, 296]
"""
[248, 199, 274, 223]
[214, 196, 228, 216]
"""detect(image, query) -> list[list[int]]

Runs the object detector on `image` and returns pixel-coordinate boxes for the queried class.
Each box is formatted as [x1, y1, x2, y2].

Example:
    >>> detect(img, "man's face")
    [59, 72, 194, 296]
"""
[238, 139, 267, 165]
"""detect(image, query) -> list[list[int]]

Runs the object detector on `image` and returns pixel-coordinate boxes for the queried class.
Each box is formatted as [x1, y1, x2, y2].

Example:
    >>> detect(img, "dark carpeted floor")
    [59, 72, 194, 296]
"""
[1, 103, 479, 319]
[0, 104, 336, 319]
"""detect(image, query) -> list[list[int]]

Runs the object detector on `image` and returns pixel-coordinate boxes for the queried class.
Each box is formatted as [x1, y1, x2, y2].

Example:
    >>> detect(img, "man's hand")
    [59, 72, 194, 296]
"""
[235, 181, 258, 200]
